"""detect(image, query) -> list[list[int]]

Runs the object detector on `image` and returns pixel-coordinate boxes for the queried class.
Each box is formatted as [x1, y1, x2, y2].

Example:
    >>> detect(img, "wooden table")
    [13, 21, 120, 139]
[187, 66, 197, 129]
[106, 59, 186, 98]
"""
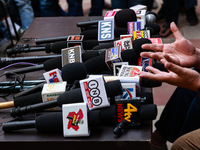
[0, 17, 152, 150]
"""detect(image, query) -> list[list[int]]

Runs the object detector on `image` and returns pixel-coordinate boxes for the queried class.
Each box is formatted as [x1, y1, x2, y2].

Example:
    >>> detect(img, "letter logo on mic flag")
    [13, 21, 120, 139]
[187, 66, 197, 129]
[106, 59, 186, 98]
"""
[43, 68, 63, 83]
[114, 38, 133, 51]
[80, 75, 110, 110]
[98, 20, 114, 41]
[61, 46, 82, 66]
[121, 83, 136, 99]
[105, 46, 122, 70]
[116, 98, 140, 126]
[62, 103, 89, 137]
[138, 57, 153, 72]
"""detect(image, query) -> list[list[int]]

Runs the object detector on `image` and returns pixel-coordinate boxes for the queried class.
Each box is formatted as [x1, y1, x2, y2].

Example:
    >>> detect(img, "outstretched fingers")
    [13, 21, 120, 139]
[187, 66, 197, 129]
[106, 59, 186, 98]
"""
[141, 43, 164, 52]
[170, 22, 184, 41]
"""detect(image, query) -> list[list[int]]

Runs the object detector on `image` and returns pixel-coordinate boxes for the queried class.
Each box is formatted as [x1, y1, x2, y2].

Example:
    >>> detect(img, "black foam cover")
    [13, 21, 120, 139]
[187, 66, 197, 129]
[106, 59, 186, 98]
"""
[99, 104, 116, 125]
[61, 62, 87, 84]
[136, 91, 153, 104]
[82, 40, 99, 50]
[92, 43, 114, 50]
[14, 92, 42, 107]
[121, 49, 139, 65]
[57, 88, 83, 107]
[43, 56, 62, 71]
[84, 55, 109, 74]
[80, 29, 98, 40]
[51, 41, 67, 53]
[139, 104, 157, 122]
[140, 77, 162, 87]
[115, 9, 137, 28]
[36, 112, 63, 133]
[145, 23, 161, 35]
[152, 62, 168, 72]
[105, 80, 123, 97]
[82, 51, 100, 62]
[114, 27, 128, 38]
[133, 38, 153, 58]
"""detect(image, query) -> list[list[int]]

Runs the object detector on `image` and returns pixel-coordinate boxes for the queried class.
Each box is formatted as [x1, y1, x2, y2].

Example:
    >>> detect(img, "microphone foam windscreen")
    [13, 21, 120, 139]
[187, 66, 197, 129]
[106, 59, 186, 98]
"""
[100, 104, 116, 125]
[105, 80, 123, 97]
[114, 27, 128, 38]
[82, 40, 99, 50]
[121, 49, 138, 65]
[36, 112, 63, 133]
[145, 23, 160, 35]
[61, 62, 87, 84]
[80, 29, 98, 40]
[114, 9, 137, 28]
[57, 88, 83, 107]
[14, 92, 42, 107]
[139, 104, 157, 122]
[133, 38, 152, 58]
[88, 110, 102, 127]
[43, 56, 62, 71]
[84, 55, 109, 74]
[82, 51, 99, 62]
[140, 77, 162, 88]
[92, 43, 114, 50]
[152, 62, 168, 72]
[136, 91, 153, 104]
[51, 41, 67, 53]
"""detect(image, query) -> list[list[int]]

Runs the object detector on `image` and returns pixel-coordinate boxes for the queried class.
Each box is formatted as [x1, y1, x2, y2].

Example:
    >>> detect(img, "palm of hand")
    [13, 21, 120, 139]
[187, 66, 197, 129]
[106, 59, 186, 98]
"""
[163, 38, 197, 68]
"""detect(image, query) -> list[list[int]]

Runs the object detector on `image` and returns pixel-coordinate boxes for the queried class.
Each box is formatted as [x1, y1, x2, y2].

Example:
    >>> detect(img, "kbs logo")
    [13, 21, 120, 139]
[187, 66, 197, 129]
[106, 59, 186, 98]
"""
[49, 71, 59, 83]
[67, 109, 84, 131]
[121, 88, 134, 99]
[83, 80, 102, 108]
[98, 20, 114, 41]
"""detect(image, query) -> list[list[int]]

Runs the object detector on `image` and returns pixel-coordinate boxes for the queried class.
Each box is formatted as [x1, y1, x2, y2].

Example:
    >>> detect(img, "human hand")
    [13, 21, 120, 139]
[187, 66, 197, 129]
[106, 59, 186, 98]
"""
[141, 22, 200, 69]
[138, 59, 200, 92]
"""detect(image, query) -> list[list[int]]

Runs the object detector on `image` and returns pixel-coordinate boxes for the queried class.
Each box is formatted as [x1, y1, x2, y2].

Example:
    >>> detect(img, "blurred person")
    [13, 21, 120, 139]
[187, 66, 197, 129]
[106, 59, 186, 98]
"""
[111, 0, 154, 11]
[157, 0, 198, 37]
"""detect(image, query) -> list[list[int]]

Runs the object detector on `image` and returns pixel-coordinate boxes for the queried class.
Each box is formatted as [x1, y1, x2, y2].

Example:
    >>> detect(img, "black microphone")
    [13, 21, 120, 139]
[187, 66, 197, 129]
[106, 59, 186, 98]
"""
[3, 103, 157, 133]
[84, 49, 139, 74]
[4, 56, 62, 77]
[35, 36, 68, 45]
[0, 54, 61, 66]
[10, 80, 123, 118]
[3, 106, 106, 133]
[114, 9, 137, 28]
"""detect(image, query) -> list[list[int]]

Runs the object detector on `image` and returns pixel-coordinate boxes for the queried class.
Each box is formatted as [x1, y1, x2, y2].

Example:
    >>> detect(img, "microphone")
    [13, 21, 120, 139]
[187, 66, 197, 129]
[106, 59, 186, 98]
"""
[4, 56, 62, 77]
[0, 54, 61, 66]
[84, 49, 139, 74]
[114, 9, 137, 28]
[4, 50, 101, 77]
[3, 102, 157, 133]
[145, 23, 161, 36]
[3, 106, 104, 133]
[35, 36, 68, 45]
[0, 92, 43, 109]
[0, 62, 88, 109]
[10, 80, 123, 118]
